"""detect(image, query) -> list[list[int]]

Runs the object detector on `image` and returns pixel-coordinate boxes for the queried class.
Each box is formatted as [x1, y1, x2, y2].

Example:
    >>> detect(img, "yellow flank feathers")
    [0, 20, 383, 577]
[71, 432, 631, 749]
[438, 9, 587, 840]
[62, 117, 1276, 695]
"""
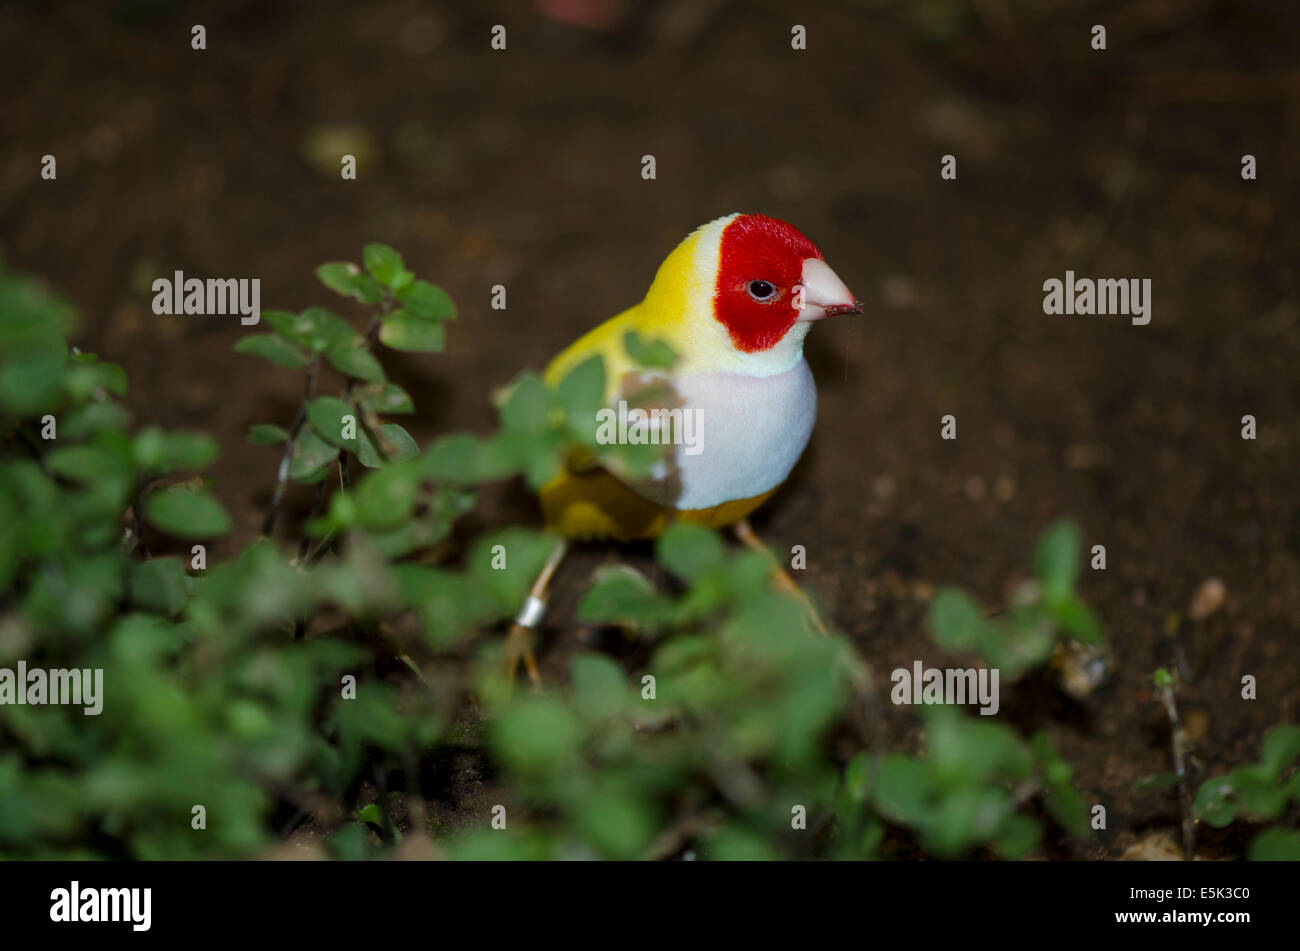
[539, 465, 776, 540]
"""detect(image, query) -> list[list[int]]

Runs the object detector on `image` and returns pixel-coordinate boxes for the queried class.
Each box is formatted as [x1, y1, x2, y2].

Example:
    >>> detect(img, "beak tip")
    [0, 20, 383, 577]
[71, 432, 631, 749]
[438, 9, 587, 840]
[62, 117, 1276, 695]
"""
[824, 300, 864, 318]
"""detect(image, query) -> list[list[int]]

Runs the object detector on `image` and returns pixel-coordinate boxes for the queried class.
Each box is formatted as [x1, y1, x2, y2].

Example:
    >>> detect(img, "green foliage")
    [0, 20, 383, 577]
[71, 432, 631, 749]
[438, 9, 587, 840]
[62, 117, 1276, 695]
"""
[462, 523, 860, 859]
[838, 709, 1087, 859]
[145, 484, 232, 539]
[1194, 724, 1300, 859]
[1249, 828, 1300, 861]
[622, 330, 676, 370]
[0, 252, 1097, 862]
[928, 519, 1104, 680]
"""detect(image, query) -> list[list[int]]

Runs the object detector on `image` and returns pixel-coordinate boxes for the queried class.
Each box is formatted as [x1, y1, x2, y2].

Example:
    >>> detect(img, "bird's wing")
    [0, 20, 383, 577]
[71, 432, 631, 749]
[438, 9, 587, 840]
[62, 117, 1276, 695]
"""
[543, 304, 690, 498]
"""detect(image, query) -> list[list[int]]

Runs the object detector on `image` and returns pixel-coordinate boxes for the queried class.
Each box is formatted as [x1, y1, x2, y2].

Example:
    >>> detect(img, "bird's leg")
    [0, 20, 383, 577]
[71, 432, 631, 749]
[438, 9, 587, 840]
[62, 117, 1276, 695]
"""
[733, 518, 830, 636]
[505, 538, 569, 688]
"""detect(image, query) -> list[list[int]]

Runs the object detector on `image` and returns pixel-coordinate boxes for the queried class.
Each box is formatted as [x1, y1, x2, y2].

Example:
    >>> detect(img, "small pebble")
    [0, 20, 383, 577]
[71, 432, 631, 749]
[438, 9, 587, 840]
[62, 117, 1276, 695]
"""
[1122, 831, 1184, 862]
[1188, 578, 1226, 620]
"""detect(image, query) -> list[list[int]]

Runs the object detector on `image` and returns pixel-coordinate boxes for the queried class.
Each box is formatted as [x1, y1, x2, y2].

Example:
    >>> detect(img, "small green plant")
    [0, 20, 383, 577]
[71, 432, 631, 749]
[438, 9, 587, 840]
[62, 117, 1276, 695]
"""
[927, 520, 1105, 683]
[837, 707, 1088, 859]
[0, 250, 1097, 860]
[450, 522, 865, 860]
[1193, 724, 1300, 860]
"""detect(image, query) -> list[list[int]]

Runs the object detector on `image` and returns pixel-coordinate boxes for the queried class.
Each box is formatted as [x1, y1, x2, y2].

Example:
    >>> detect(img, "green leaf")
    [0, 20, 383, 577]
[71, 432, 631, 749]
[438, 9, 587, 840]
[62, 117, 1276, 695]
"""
[930, 710, 1033, 784]
[1192, 765, 1290, 826]
[357, 423, 420, 468]
[128, 558, 190, 616]
[46, 444, 125, 484]
[555, 355, 606, 440]
[307, 397, 358, 449]
[576, 794, 655, 860]
[1033, 520, 1081, 600]
[571, 654, 628, 721]
[1249, 828, 1300, 861]
[325, 341, 385, 382]
[359, 382, 414, 415]
[355, 461, 420, 530]
[421, 433, 518, 484]
[233, 333, 307, 369]
[844, 753, 874, 805]
[1227, 765, 1291, 819]
[656, 523, 725, 579]
[316, 262, 383, 304]
[421, 433, 485, 482]
[872, 755, 938, 826]
[397, 281, 455, 320]
[471, 530, 555, 613]
[1044, 783, 1088, 837]
[928, 587, 986, 651]
[707, 825, 779, 861]
[248, 423, 290, 446]
[500, 373, 552, 435]
[0, 334, 67, 416]
[328, 824, 369, 861]
[289, 428, 336, 482]
[1033, 731, 1074, 787]
[133, 428, 218, 473]
[379, 310, 445, 353]
[1260, 724, 1300, 778]
[994, 813, 1041, 859]
[1052, 592, 1104, 646]
[577, 565, 667, 626]
[1133, 771, 1181, 791]
[491, 696, 584, 775]
[60, 401, 132, 439]
[1193, 775, 1239, 827]
[166, 432, 218, 470]
[362, 244, 405, 288]
[623, 331, 677, 369]
[145, 485, 232, 539]
[65, 357, 128, 398]
[266, 306, 357, 354]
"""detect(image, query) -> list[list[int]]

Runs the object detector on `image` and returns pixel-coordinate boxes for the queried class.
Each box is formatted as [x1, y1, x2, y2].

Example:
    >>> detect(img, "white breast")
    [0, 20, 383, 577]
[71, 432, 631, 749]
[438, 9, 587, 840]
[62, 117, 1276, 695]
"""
[663, 358, 817, 510]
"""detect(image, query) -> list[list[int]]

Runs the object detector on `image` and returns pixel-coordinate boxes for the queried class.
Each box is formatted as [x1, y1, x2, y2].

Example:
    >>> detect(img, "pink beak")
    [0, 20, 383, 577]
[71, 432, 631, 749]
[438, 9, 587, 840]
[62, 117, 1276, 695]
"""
[796, 258, 863, 320]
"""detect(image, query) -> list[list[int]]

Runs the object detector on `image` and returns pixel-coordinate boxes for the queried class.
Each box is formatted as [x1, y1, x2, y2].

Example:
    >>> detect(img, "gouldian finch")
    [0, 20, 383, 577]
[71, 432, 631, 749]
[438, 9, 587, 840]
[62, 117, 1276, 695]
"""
[507, 213, 861, 684]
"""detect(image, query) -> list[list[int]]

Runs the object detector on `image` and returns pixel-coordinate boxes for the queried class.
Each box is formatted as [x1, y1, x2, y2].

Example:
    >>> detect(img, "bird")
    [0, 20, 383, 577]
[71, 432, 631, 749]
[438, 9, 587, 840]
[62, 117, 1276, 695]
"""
[506, 213, 862, 685]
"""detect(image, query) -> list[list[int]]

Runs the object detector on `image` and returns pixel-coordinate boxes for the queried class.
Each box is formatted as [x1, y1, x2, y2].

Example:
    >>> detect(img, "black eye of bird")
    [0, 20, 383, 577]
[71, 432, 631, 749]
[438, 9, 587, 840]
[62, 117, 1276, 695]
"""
[747, 280, 776, 301]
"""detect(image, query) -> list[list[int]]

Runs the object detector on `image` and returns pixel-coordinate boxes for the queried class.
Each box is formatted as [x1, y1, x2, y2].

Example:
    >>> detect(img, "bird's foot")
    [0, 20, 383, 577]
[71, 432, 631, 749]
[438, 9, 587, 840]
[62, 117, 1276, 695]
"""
[734, 518, 831, 637]
[504, 612, 543, 689]
[770, 568, 830, 637]
[502, 539, 569, 690]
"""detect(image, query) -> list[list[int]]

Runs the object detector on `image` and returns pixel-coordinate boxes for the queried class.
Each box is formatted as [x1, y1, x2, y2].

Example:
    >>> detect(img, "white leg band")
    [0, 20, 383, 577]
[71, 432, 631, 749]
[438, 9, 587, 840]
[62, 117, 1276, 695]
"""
[515, 595, 547, 629]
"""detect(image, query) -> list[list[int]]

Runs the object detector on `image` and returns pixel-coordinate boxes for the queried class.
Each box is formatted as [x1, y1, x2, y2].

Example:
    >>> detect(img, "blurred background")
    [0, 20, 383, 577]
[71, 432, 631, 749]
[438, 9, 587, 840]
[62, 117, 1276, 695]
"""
[2, 0, 1298, 857]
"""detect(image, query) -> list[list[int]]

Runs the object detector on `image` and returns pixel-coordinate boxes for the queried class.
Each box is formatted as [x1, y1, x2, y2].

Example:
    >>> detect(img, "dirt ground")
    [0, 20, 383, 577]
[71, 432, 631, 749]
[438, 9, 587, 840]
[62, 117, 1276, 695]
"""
[3, 0, 1298, 858]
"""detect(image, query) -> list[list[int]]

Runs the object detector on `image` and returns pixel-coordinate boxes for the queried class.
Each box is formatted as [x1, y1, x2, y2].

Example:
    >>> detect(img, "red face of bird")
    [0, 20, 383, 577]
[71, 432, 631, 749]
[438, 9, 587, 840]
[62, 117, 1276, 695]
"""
[713, 214, 862, 354]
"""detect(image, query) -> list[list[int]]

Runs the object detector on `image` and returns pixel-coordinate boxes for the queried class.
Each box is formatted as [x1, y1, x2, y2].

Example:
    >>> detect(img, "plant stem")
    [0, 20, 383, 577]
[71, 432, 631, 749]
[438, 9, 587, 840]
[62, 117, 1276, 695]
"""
[1157, 678, 1196, 861]
[262, 357, 319, 537]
